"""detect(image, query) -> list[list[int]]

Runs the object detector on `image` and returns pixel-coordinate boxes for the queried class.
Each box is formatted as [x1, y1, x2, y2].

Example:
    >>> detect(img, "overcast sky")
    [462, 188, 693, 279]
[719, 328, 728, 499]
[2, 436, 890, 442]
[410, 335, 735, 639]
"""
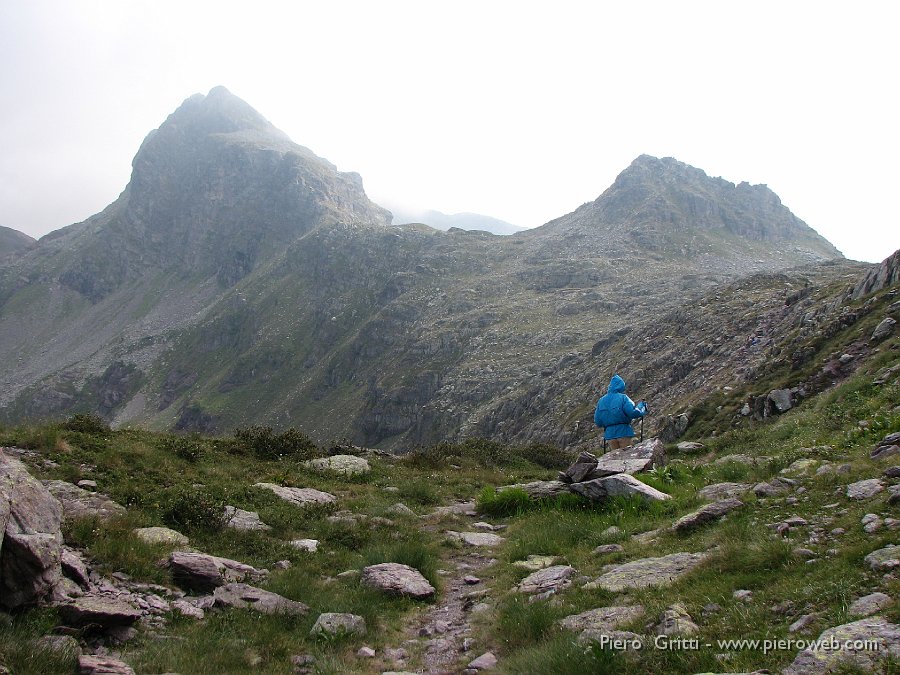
[1, 1, 897, 262]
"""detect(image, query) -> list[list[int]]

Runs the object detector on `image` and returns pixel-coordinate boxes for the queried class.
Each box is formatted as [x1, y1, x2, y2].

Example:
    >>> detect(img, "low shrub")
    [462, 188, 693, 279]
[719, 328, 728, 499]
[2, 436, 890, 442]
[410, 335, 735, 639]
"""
[233, 425, 319, 461]
[62, 413, 110, 434]
[157, 434, 205, 462]
[160, 485, 229, 533]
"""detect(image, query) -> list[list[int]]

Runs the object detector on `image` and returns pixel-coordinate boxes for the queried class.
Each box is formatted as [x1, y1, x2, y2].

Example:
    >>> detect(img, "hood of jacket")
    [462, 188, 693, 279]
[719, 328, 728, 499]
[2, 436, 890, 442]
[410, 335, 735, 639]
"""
[608, 374, 626, 394]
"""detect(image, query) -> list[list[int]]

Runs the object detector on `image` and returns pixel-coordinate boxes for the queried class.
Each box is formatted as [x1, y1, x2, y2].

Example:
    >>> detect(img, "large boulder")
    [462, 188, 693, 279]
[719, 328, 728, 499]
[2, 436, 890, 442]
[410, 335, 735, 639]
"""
[57, 596, 142, 629]
[309, 612, 366, 637]
[497, 480, 569, 500]
[589, 438, 665, 477]
[783, 616, 900, 674]
[570, 474, 671, 503]
[223, 506, 270, 531]
[168, 551, 267, 592]
[253, 483, 336, 508]
[133, 526, 189, 546]
[671, 498, 743, 533]
[213, 582, 308, 615]
[361, 562, 435, 599]
[0, 451, 64, 609]
[590, 552, 709, 592]
[42, 480, 126, 522]
[304, 455, 370, 476]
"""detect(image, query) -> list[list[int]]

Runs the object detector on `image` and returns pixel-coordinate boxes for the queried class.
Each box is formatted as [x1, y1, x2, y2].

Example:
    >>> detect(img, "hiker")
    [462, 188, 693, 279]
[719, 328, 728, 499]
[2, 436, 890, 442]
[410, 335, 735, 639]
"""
[594, 374, 647, 450]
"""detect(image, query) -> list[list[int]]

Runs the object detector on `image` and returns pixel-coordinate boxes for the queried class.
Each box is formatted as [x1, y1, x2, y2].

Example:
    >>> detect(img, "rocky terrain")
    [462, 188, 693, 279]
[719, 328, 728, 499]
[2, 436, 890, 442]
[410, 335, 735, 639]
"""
[0, 87, 850, 449]
[0, 225, 35, 259]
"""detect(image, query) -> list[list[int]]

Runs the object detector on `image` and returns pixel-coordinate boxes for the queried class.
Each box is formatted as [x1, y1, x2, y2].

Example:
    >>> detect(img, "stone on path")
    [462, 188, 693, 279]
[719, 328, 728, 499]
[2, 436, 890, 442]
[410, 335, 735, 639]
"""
[559, 605, 645, 633]
[361, 562, 435, 599]
[446, 531, 505, 547]
[467, 651, 497, 670]
[590, 438, 666, 477]
[304, 454, 370, 476]
[849, 592, 892, 618]
[224, 506, 271, 531]
[846, 478, 884, 500]
[570, 473, 671, 503]
[0, 451, 64, 609]
[672, 498, 743, 533]
[497, 480, 569, 500]
[865, 545, 899, 572]
[698, 482, 751, 501]
[133, 526, 189, 546]
[77, 655, 135, 675]
[591, 552, 708, 593]
[42, 479, 126, 522]
[515, 565, 576, 595]
[310, 612, 366, 637]
[214, 582, 308, 615]
[253, 483, 336, 508]
[168, 551, 267, 592]
[783, 616, 900, 674]
[58, 596, 141, 628]
[512, 555, 558, 571]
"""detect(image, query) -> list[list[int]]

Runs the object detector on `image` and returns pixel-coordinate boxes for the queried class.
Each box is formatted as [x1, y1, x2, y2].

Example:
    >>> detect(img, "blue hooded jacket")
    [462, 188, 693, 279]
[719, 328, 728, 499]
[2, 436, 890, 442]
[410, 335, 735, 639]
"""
[594, 374, 646, 440]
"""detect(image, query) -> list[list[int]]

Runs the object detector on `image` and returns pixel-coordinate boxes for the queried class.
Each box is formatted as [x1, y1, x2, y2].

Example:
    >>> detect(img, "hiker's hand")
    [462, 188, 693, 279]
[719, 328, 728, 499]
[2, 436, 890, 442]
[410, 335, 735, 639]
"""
[637, 401, 647, 413]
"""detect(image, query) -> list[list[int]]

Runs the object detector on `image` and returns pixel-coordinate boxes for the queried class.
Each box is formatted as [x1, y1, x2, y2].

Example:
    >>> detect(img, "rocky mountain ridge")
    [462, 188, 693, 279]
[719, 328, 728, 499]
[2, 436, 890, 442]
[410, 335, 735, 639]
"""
[0, 225, 35, 259]
[0, 87, 855, 449]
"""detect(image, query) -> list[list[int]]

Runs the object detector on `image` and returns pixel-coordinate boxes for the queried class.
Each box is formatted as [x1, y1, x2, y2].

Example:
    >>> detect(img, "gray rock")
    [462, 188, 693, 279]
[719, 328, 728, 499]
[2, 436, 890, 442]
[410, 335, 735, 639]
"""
[849, 592, 892, 618]
[715, 454, 759, 466]
[593, 544, 624, 555]
[289, 538, 319, 552]
[497, 480, 569, 500]
[224, 506, 271, 531]
[672, 498, 743, 532]
[570, 473, 671, 503]
[133, 526, 189, 546]
[559, 605, 644, 632]
[252, 483, 336, 507]
[387, 503, 418, 518]
[168, 551, 267, 592]
[447, 531, 505, 547]
[871, 316, 897, 342]
[36, 634, 81, 658]
[467, 651, 497, 670]
[58, 596, 141, 628]
[890, 484, 900, 505]
[589, 438, 666, 477]
[872, 444, 900, 461]
[655, 603, 699, 636]
[767, 389, 793, 413]
[77, 655, 135, 675]
[60, 547, 90, 587]
[676, 441, 704, 453]
[865, 545, 899, 572]
[361, 562, 435, 599]
[698, 482, 751, 501]
[42, 479, 126, 522]
[427, 501, 478, 517]
[171, 598, 205, 619]
[560, 451, 599, 483]
[591, 552, 709, 592]
[304, 454, 370, 476]
[789, 614, 817, 633]
[0, 452, 64, 609]
[357, 646, 376, 658]
[516, 565, 576, 595]
[783, 616, 900, 674]
[883, 465, 900, 478]
[753, 478, 794, 497]
[512, 554, 558, 571]
[310, 612, 366, 637]
[846, 478, 885, 500]
[733, 589, 753, 602]
[76, 480, 97, 490]
[214, 582, 309, 615]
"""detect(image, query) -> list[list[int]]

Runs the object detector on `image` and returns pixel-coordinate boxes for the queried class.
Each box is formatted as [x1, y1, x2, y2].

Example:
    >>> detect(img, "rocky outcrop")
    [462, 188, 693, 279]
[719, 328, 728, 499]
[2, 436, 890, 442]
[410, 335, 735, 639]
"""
[783, 616, 900, 674]
[588, 438, 666, 477]
[497, 481, 570, 500]
[590, 552, 709, 592]
[515, 565, 576, 595]
[168, 551, 267, 592]
[570, 474, 671, 503]
[133, 526, 188, 546]
[213, 583, 308, 615]
[253, 483, 336, 508]
[0, 451, 63, 609]
[851, 248, 900, 299]
[361, 562, 435, 599]
[42, 480, 126, 522]
[223, 506, 270, 531]
[57, 596, 142, 629]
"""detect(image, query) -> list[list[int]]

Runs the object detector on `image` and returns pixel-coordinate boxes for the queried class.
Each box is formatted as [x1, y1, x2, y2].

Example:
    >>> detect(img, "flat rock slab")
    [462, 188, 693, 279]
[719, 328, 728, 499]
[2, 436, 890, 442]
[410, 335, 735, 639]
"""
[133, 526, 189, 546]
[516, 565, 576, 595]
[253, 483, 336, 508]
[224, 506, 270, 531]
[497, 480, 569, 500]
[754, 478, 795, 497]
[592, 552, 709, 592]
[697, 482, 751, 501]
[675, 442, 705, 453]
[846, 478, 885, 500]
[304, 454, 371, 476]
[213, 582, 308, 615]
[447, 531, 505, 547]
[559, 605, 645, 632]
[512, 555, 558, 571]
[361, 562, 435, 599]
[58, 596, 141, 628]
[310, 612, 366, 637]
[168, 551, 267, 592]
[467, 651, 497, 670]
[78, 655, 135, 675]
[42, 479, 126, 522]
[865, 545, 899, 572]
[560, 451, 600, 483]
[849, 592, 892, 617]
[570, 473, 671, 503]
[427, 501, 478, 518]
[783, 616, 900, 674]
[672, 498, 743, 533]
[589, 438, 666, 477]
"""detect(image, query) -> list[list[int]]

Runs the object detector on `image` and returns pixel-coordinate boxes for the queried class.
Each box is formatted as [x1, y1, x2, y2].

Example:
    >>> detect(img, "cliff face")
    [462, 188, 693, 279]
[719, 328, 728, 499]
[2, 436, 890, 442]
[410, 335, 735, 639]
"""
[0, 89, 869, 450]
[853, 248, 900, 299]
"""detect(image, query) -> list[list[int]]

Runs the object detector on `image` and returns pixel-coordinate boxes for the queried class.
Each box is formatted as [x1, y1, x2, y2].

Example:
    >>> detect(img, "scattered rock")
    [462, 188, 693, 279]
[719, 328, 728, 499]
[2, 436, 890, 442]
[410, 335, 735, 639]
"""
[570, 473, 671, 503]
[387, 503, 418, 518]
[58, 596, 141, 629]
[428, 501, 477, 517]
[767, 388, 794, 413]
[593, 544, 624, 555]
[252, 483, 336, 508]
[463, 575, 481, 585]
[304, 455, 370, 476]
[733, 590, 753, 602]
[515, 565, 576, 595]
[849, 592, 892, 618]
[472, 521, 504, 531]
[754, 478, 794, 497]
[591, 552, 708, 592]
[35, 634, 81, 658]
[447, 531, 505, 547]
[716, 454, 759, 466]
[697, 482, 750, 501]
[214, 582, 308, 615]
[781, 458, 818, 475]
[512, 555, 558, 571]
[171, 598, 205, 619]
[289, 539, 319, 553]
[76, 480, 97, 490]
[497, 480, 569, 500]
[862, 513, 883, 533]
[168, 551, 267, 592]
[602, 526, 622, 538]
[871, 316, 897, 342]
[672, 498, 743, 532]
[42, 479, 126, 522]
[357, 646, 376, 658]
[467, 651, 497, 670]
[675, 441, 704, 453]
[559, 605, 645, 632]
[883, 466, 900, 478]
[77, 655, 135, 675]
[789, 614, 817, 633]
[309, 612, 366, 637]
[559, 451, 600, 483]
[864, 545, 899, 572]
[224, 506, 271, 531]
[783, 616, 900, 674]
[846, 479, 885, 500]
[60, 547, 90, 587]
[655, 603, 699, 636]
[361, 562, 435, 599]
[133, 526, 189, 546]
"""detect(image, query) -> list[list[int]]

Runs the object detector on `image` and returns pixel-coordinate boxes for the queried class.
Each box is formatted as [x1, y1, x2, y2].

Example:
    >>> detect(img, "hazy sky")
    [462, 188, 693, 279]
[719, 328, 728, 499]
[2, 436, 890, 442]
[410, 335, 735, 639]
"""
[1, 1, 897, 262]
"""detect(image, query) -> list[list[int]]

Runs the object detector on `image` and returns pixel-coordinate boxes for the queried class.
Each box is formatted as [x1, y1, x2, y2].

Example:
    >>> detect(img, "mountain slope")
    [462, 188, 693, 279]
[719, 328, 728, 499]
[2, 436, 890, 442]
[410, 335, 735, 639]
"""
[389, 207, 526, 235]
[0, 226, 35, 258]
